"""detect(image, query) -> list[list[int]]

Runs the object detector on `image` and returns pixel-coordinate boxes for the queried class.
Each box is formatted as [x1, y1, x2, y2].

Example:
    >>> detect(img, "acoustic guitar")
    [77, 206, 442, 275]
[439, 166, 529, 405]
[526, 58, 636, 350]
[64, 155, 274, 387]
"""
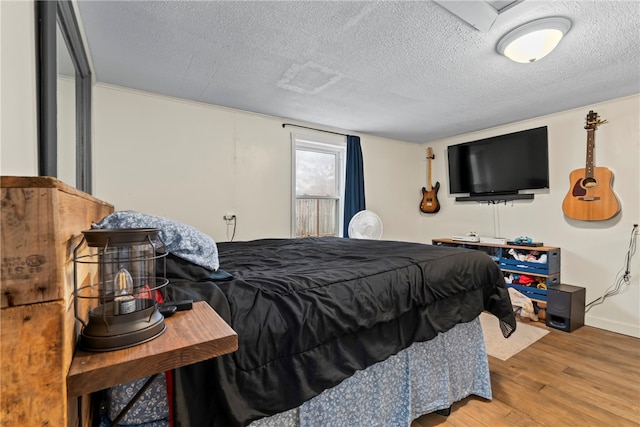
[562, 110, 620, 221]
[420, 147, 440, 213]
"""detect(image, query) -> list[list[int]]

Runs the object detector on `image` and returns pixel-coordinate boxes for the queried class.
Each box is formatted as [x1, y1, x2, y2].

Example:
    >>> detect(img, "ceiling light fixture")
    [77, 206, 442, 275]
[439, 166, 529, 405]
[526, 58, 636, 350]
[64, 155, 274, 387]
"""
[497, 17, 572, 63]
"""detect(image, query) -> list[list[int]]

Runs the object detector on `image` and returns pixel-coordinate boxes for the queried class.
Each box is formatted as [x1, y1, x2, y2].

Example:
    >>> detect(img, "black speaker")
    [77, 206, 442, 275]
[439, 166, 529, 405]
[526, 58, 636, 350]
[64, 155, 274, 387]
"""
[546, 284, 585, 332]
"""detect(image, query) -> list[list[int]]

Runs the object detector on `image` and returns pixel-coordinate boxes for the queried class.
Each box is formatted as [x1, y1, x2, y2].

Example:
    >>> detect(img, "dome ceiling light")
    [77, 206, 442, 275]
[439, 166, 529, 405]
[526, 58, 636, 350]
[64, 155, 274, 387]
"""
[497, 17, 572, 63]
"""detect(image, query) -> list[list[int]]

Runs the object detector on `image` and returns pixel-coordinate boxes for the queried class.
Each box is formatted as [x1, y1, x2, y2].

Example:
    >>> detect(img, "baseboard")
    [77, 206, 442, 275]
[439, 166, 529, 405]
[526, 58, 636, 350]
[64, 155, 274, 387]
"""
[585, 315, 640, 338]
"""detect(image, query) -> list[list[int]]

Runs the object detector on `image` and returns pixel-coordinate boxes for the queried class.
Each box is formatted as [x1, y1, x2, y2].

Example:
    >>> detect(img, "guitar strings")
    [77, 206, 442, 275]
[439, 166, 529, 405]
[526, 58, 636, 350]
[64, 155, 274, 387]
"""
[585, 224, 638, 312]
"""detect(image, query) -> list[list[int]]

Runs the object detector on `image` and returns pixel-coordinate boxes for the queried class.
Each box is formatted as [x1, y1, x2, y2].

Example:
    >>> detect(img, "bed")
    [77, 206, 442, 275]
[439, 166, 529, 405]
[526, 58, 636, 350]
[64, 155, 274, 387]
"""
[93, 213, 515, 427]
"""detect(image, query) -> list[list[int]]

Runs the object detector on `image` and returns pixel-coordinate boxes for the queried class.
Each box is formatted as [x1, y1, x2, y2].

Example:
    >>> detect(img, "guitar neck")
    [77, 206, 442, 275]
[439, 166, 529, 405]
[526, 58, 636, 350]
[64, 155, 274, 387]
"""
[585, 129, 595, 178]
[426, 148, 434, 190]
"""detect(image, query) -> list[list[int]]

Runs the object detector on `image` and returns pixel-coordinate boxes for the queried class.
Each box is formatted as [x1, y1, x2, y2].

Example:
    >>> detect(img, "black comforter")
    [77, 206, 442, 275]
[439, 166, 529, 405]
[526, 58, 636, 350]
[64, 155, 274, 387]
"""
[164, 237, 515, 427]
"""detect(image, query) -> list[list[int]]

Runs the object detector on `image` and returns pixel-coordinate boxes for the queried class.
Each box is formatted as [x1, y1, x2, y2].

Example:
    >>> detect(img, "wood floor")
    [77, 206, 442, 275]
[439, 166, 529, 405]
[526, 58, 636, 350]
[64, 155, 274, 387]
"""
[412, 321, 640, 427]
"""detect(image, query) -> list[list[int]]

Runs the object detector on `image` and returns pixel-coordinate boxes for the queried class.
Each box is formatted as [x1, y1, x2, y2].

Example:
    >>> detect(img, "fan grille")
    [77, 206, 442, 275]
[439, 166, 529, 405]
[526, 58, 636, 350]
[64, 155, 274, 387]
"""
[348, 210, 383, 240]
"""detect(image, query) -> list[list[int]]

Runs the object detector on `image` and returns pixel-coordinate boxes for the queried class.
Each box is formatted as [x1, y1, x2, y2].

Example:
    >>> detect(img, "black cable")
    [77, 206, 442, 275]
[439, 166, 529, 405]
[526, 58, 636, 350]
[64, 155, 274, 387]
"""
[585, 224, 638, 312]
[623, 224, 638, 280]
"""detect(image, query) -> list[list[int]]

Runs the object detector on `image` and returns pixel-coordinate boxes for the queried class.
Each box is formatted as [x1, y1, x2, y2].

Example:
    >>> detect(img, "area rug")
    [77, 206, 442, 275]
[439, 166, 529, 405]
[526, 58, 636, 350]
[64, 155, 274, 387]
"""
[480, 312, 549, 361]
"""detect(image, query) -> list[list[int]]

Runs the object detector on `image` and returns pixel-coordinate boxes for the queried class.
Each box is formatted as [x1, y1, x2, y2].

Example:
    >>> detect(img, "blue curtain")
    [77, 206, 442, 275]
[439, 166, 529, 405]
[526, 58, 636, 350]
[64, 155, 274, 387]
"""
[343, 135, 366, 237]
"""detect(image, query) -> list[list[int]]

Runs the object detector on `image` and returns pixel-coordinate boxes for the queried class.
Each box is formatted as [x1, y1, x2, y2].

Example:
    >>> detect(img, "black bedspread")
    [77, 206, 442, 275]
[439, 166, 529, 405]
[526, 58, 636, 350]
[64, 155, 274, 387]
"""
[165, 237, 515, 427]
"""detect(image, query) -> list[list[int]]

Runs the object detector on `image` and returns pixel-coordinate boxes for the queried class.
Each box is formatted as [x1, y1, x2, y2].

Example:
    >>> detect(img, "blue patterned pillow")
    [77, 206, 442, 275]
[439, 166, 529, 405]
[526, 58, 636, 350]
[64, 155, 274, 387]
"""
[93, 211, 219, 271]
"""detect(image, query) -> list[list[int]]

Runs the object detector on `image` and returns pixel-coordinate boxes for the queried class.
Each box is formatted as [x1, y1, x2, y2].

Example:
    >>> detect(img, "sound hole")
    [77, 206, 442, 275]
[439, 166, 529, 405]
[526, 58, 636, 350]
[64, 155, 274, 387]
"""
[582, 177, 597, 188]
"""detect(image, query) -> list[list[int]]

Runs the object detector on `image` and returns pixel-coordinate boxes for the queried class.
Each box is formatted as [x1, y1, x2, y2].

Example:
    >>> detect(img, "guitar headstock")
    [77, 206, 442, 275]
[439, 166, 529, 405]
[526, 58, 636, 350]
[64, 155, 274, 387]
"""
[585, 110, 608, 130]
[427, 147, 435, 160]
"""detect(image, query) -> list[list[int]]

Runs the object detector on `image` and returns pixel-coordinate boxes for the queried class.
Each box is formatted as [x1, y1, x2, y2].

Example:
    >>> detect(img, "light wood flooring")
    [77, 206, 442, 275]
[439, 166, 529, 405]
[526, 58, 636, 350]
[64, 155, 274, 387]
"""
[412, 321, 640, 427]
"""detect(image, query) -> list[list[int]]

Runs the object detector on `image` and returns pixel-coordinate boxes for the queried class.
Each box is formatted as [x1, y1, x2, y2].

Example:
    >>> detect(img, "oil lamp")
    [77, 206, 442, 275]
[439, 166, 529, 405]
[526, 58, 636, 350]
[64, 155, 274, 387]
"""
[73, 228, 168, 351]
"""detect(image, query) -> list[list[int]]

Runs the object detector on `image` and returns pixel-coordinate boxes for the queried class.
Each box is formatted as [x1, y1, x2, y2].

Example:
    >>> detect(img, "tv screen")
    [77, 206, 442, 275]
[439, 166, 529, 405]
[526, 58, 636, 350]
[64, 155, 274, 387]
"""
[447, 126, 549, 197]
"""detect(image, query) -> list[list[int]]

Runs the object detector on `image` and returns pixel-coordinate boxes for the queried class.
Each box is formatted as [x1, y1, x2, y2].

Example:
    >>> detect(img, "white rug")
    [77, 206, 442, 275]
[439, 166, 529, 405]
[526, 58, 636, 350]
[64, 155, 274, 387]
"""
[480, 312, 549, 361]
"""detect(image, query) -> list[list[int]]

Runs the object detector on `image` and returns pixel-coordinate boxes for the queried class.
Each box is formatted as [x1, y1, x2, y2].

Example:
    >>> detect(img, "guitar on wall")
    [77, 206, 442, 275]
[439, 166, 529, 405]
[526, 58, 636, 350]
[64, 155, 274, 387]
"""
[420, 147, 440, 213]
[562, 110, 621, 221]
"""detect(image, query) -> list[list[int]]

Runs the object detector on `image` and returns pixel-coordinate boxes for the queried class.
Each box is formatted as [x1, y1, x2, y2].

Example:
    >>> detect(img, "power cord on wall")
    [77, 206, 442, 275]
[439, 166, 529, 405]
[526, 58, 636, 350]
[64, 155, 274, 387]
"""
[225, 215, 237, 242]
[585, 224, 638, 312]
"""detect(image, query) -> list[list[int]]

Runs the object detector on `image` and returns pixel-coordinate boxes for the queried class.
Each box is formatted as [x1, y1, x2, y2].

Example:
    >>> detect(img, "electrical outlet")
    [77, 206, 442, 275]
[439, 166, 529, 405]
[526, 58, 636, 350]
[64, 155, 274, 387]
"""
[223, 213, 236, 221]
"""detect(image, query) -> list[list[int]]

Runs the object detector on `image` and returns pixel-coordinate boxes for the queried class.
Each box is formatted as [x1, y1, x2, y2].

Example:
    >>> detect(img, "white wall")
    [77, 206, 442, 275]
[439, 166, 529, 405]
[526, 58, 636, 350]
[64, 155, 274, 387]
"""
[93, 85, 638, 337]
[92, 84, 423, 243]
[421, 95, 640, 337]
[1, 1, 38, 176]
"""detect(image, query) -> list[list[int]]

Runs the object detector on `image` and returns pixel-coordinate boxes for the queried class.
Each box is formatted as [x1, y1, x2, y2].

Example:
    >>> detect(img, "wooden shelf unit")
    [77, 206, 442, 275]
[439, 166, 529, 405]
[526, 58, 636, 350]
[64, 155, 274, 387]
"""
[68, 301, 237, 397]
[432, 238, 561, 302]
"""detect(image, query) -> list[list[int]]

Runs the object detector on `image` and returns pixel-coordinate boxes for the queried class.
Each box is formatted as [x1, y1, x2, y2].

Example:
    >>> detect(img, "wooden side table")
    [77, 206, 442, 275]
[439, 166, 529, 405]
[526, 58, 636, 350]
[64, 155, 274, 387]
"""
[68, 301, 237, 397]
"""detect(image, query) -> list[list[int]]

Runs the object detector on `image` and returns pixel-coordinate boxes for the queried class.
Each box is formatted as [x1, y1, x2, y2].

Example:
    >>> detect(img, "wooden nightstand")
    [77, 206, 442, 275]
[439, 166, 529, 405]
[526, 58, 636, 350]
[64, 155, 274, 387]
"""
[68, 301, 237, 397]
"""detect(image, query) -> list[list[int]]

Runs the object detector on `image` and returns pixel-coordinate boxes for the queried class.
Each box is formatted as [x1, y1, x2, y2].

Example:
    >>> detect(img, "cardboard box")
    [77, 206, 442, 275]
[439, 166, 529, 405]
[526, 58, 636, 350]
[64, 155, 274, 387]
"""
[1, 176, 114, 308]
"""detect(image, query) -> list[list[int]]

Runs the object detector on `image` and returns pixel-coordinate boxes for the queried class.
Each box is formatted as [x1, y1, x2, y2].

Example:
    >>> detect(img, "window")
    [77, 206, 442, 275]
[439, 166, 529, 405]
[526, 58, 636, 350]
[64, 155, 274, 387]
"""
[292, 134, 346, 238]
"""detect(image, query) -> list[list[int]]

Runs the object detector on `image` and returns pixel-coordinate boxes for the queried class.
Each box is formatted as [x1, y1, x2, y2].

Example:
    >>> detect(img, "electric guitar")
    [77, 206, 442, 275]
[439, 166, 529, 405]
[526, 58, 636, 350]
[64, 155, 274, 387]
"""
[420, 147, 440, 213]
[562, 110, 620, 221]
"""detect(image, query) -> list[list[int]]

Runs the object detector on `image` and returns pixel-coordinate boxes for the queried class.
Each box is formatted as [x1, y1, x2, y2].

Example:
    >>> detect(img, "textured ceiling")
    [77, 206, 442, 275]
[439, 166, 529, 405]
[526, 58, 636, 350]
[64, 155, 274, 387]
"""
[75, 1, 640, 143]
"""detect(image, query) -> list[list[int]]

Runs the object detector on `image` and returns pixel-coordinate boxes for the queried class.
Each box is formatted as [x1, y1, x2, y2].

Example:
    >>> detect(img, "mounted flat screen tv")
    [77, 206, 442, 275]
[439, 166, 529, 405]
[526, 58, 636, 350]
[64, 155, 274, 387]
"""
[447, 126, 549, 201]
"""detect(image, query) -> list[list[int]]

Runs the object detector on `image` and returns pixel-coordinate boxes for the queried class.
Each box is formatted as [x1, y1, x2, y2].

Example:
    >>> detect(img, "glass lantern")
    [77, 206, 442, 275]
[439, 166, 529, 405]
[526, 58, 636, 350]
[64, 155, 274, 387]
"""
[73, 228, 168, 351]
